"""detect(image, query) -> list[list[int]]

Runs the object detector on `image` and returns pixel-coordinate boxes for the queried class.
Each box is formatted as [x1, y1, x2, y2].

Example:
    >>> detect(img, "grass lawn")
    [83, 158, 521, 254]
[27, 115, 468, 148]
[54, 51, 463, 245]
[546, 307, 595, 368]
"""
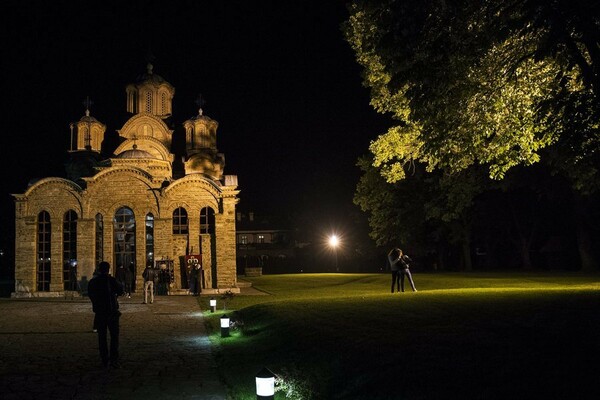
[201, 272, 600, 399]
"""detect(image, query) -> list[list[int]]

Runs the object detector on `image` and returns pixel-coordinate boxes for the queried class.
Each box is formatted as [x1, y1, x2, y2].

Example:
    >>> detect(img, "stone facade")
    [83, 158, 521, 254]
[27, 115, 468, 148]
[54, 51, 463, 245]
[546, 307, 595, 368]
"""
[11, 64, 239, 297]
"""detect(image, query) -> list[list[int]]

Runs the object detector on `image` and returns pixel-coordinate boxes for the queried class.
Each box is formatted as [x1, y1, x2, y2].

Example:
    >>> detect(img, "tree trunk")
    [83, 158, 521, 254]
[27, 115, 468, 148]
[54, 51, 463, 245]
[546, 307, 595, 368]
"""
[573, 194, 598, 272]
[520, 243, 533, 270]
[462, 239, 473, 272]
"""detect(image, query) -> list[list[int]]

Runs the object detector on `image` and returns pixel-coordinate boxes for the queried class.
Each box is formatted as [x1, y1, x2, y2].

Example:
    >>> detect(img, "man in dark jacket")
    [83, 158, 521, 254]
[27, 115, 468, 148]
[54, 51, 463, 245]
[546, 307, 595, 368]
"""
[387, 247, 402, 293]
[88, 261, 124, 368]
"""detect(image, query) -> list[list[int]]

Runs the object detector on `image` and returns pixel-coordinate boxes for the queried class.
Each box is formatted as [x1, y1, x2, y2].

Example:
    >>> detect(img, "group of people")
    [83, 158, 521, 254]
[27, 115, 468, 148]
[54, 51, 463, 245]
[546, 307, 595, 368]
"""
[387, 247, 417, 293]
[88, 250, 413, 369]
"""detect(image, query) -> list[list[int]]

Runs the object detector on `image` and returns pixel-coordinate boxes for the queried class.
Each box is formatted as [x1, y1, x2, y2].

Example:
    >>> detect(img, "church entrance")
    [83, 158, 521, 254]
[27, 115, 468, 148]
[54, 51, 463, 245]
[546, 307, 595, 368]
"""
[114, 207, 137, 292]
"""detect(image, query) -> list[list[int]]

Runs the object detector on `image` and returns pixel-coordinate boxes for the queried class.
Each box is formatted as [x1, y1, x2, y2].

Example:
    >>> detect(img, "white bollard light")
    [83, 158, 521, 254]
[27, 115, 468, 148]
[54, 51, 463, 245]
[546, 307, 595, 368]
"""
[255, 367, 275, 400]
[220, 314, 230, 337]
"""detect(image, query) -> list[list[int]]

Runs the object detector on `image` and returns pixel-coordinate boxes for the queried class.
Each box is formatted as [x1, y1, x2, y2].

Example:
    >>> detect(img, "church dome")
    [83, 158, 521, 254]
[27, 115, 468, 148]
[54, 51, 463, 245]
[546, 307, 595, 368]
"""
[117, 145, 154, 159]
[135, 63, 169, 86]
[79, 114, 100, 123]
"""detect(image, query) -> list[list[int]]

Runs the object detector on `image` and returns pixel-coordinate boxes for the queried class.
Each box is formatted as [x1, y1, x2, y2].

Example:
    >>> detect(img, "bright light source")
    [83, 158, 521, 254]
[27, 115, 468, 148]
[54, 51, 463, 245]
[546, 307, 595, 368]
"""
[210, 297, 217, 313]
[328, 234, 339, 248]
[220, 315, 230, 337]
[256, 367, 275, 399]
[328, 234, 340, 272]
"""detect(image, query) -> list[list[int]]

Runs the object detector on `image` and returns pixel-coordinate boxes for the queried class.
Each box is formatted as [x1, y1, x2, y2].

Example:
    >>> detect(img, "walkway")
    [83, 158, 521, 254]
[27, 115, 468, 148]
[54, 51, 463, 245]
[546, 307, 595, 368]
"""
[0, 294, 228, 400]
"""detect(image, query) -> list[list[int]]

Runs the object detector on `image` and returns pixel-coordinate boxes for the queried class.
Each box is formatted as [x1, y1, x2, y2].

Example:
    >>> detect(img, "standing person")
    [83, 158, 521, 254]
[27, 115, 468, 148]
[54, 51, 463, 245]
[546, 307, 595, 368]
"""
[398, 249, 417, 292]
[88, 261, 124, 369]
[388, 247, 402, 293]
[124, 264, 133, 298]
[189, 264, 199, 296]
[90, 267, 100, 333]
[115, 265, 127, 297]
[190, 264, 200, 296]
[142, 264, 157, 304]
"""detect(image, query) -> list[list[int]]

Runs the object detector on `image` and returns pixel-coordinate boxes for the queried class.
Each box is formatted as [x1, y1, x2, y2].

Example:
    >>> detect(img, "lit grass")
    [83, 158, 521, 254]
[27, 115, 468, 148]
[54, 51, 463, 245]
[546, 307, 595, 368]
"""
[201, 272, 600, 399]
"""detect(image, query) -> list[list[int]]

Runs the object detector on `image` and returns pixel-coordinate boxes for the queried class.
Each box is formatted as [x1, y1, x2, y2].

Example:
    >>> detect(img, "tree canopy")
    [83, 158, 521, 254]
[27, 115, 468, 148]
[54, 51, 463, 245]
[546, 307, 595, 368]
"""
[343, 0, 600, 193]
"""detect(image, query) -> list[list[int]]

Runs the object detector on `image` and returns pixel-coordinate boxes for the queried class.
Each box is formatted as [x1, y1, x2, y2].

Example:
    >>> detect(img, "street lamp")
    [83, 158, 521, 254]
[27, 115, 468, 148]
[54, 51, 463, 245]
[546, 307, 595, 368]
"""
[329, 234, 339, 272]
[210, 297, 217, 313]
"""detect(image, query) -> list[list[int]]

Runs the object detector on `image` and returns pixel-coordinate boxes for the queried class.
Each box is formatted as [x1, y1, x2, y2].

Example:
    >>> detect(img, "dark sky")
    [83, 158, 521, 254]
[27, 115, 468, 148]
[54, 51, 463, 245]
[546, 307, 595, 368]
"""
[1, 1, 390, 238]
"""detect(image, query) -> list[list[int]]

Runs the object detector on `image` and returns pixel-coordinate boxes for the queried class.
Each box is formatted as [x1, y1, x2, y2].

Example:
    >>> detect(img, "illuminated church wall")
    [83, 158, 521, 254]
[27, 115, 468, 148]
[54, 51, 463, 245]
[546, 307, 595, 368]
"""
[12, 64, 239, 297]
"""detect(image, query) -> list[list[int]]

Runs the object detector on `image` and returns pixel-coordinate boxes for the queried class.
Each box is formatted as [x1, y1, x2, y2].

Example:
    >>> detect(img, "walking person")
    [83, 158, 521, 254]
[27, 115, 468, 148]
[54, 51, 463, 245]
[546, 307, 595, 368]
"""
[88, 261, 124, 369]
[388, 247, 402, 293]
[398, 249, 417, 292]
[142, 264, 157, 304]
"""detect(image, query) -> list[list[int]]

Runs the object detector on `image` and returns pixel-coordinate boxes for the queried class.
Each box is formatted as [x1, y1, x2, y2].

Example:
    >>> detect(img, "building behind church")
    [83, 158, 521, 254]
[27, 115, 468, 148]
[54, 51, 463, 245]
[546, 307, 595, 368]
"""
[11, 63, 239, 297]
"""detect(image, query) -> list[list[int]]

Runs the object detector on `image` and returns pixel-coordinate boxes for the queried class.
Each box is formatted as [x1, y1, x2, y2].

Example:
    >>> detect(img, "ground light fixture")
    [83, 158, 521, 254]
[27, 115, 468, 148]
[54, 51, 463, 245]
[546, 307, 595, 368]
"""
[210, 297, 217, 313]
[220, 314, 230, 337]
[255, 367, 275, 400]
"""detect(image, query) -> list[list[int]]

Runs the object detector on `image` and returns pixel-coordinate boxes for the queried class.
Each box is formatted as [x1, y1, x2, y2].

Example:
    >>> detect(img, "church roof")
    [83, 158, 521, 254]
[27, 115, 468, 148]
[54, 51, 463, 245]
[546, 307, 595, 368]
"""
[134, 63, 172, 87]
[116, 146, 154, 159]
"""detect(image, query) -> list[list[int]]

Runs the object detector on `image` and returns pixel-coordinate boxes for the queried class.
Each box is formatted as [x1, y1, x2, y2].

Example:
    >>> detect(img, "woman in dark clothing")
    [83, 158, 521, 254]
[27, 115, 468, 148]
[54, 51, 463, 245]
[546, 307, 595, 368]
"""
[398, 249, 417, 292]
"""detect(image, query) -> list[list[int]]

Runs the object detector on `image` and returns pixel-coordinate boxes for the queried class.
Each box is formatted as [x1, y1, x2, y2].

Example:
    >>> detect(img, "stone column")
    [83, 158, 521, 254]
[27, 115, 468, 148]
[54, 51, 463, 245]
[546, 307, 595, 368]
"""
[214, 195, 238, 289]
[76, 218, 96, 289]
[14, 215, 36, 295]
[200, 234, 212, 288]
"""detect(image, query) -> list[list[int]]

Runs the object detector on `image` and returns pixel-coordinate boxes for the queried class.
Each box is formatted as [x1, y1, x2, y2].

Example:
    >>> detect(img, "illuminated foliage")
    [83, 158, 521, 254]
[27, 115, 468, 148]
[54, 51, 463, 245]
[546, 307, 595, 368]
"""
[344, 0, 600, 191]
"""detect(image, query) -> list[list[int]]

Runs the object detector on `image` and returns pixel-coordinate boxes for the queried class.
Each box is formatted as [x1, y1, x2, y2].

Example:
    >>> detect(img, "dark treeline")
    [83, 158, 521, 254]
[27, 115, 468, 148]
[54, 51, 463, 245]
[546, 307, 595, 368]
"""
[354, 158, 599, 272]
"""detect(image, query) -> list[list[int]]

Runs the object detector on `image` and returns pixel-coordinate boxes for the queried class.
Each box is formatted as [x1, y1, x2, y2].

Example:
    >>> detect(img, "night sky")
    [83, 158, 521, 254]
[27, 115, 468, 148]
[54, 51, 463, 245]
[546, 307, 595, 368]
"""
[1, 1, 390, 251]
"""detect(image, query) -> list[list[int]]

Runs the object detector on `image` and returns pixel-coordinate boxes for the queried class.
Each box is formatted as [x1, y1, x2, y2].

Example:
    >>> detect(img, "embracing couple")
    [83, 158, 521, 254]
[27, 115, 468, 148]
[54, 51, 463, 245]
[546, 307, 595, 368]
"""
[388, 247, 417, 293]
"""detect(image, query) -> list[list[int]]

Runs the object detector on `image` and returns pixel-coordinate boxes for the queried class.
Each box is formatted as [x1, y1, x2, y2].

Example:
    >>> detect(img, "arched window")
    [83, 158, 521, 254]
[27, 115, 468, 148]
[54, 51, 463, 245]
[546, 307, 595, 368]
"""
[145, 91, 152, 113]
[95, 214, 103, 267]
[200, 207, 215, 234]
[37, 211, 51, 291]
[114, 207, 136, 277]
[173, 207, 188, 234]
[146, 213, 154, 267]
[63, 210, 78, 290]
[161, 92, 167, 114]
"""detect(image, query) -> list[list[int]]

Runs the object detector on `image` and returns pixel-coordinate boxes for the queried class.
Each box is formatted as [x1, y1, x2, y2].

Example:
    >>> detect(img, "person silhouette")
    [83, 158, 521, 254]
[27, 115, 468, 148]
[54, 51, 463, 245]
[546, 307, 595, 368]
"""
[387, 247, 402, 293]
[398, 249, 417, 292]
[142, 264, 157, 304]
[88, 261, 124, 369]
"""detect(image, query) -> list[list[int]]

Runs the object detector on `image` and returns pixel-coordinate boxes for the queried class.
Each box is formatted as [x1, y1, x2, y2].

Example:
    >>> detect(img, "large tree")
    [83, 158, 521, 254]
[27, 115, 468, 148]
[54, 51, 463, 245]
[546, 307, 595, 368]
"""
[344, 0, 600, 270]
[354, 156, 490, 270]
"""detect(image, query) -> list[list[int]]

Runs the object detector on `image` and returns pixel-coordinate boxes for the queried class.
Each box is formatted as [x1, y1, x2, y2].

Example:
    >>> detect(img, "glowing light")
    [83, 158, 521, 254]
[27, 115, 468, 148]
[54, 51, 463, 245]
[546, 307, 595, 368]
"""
[328, 234, 340, 272]
[210, 297, 217, 313]
[220, 315, 230, 337]
[256, 367, 275, 399]
[328, 235, 339, 248]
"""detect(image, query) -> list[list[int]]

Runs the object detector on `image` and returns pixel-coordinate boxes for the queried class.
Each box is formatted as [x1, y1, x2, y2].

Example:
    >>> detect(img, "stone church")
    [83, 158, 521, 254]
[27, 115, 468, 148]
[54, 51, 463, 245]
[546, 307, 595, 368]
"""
[12, 64, 239, 297]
